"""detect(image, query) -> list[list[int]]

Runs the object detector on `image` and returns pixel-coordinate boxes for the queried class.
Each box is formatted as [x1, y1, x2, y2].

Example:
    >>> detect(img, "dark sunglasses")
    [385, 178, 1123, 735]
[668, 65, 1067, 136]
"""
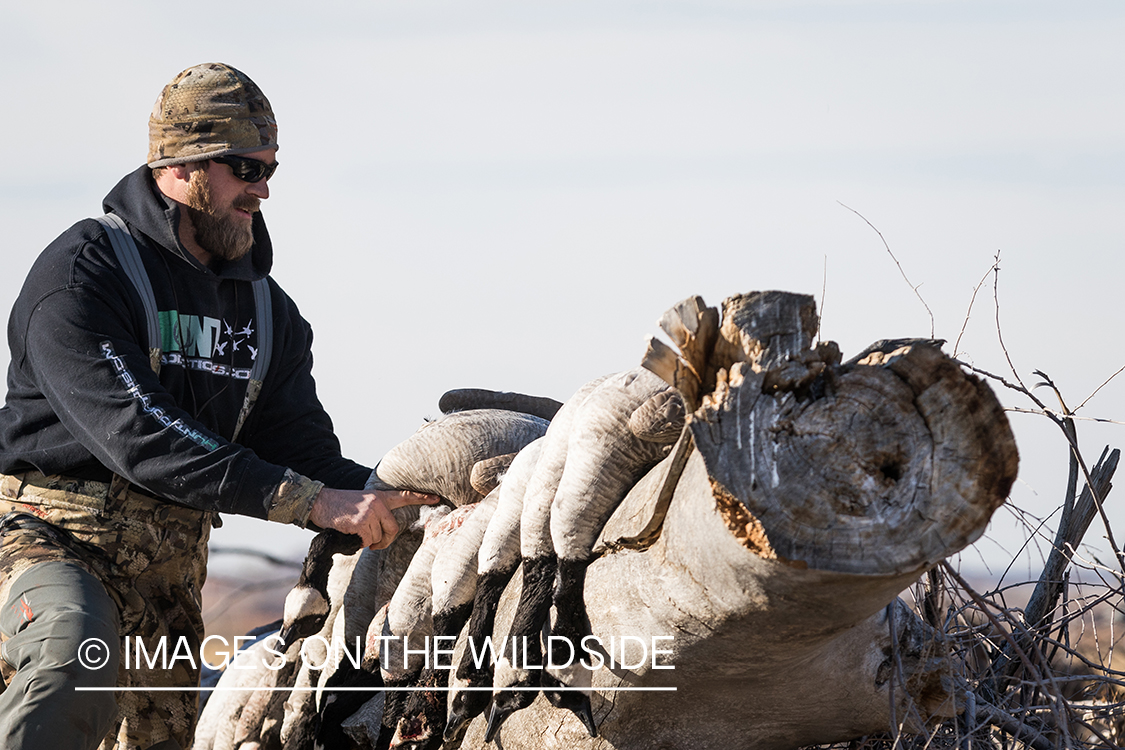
[211, 155, 279, 184]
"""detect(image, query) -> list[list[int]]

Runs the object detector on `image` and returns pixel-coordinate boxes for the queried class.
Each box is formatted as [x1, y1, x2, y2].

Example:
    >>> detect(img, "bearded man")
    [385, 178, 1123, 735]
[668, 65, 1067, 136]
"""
[0, 63, 436, 749]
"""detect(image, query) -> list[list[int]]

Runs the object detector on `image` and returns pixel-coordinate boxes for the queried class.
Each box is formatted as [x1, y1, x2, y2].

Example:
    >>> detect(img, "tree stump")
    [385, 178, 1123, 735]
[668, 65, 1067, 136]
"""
[458, 291, 1018, 750]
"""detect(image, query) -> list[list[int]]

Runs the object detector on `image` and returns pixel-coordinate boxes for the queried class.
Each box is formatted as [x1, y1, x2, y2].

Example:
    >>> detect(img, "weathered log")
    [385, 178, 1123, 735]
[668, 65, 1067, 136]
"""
[460, 290, 1018, 749]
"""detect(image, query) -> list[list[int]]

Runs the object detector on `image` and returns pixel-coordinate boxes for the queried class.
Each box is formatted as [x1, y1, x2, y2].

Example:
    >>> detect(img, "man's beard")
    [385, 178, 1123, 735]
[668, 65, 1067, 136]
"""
[184, 169, 259, 262]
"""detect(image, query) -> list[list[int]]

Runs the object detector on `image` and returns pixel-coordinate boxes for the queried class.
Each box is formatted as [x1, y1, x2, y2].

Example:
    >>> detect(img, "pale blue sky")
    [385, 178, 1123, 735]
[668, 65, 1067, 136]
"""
[3, 1, 1124, 579]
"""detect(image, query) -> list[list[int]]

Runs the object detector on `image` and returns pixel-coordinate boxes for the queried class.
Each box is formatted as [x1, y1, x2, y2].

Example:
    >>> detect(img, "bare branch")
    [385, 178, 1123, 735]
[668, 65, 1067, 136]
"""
[1004, 407, 1125, 426]
[992, 256, 1030, 393]
[975, 698, 1058, 750]
[815, 253, 827, 346]
[952, 358, 1054, 416]
[1075, 361, 1125, 415]
[1024, 448, 1118, 648]
[953, 251, 1001, 358]
[838, 201, 935, 338]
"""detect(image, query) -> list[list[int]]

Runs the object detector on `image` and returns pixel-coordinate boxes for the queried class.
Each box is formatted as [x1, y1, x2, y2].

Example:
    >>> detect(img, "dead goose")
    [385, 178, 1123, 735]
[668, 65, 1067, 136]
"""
[438, 388, 564, 422]
[278, 529, 363, 649]
[362, 505, 465, 744]
[392, 490, 500, 749]
[444, 437, 545, 742]
[278, 550, 361, 750]
[485, 375, 611, 742]
[374, 409, 549, 507]
[287, 405, 549, 652]
[544, 368, 683, 735]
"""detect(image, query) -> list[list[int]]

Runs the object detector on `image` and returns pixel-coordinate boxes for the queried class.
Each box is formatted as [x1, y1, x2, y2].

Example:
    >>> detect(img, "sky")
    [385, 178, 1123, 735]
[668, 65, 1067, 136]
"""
[2, 0, 1124, 582]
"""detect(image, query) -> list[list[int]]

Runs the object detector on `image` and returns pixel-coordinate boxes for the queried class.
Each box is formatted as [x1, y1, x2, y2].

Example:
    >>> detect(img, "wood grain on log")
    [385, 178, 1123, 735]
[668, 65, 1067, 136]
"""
[695, 340, 1017, 575]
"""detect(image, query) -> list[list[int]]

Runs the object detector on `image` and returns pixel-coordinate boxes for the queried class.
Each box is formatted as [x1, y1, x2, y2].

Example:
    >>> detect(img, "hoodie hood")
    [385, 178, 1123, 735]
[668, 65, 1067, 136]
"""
[102, 164, 273, 281]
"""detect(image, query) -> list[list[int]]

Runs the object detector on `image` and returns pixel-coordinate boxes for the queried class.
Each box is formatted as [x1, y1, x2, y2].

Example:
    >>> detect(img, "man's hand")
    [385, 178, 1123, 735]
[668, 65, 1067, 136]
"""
[308, 487, 440, 550]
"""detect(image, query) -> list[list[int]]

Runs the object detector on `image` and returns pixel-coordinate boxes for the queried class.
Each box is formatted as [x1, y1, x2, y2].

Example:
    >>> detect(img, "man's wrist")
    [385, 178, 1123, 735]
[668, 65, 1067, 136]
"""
[267, 469, 324, 526]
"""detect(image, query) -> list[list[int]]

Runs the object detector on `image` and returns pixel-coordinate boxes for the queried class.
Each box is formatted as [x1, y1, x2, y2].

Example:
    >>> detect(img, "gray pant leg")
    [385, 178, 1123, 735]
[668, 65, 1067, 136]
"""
[0, 560, 120, 750]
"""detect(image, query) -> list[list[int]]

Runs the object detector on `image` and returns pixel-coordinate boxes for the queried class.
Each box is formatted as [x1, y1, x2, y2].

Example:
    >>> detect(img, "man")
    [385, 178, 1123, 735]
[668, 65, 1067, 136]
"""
[0, 63, 435, 749]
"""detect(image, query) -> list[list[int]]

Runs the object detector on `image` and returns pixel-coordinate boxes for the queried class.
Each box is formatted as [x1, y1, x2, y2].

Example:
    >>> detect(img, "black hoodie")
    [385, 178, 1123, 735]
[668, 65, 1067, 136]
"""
[0, 166, 370, 520]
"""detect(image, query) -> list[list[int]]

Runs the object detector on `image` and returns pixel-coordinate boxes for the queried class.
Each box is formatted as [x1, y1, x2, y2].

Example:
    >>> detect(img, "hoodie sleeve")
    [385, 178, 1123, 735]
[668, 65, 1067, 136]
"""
[16, 236, 318, 522]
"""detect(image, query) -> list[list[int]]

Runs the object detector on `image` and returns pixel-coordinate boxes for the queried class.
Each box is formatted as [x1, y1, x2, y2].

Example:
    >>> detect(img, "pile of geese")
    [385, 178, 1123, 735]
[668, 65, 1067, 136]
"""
[194, 367, 685, 750]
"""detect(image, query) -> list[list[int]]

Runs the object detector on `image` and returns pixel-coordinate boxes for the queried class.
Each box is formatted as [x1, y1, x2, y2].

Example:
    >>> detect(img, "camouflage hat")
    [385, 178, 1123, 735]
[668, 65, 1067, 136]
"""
[147, 63, 278, 168]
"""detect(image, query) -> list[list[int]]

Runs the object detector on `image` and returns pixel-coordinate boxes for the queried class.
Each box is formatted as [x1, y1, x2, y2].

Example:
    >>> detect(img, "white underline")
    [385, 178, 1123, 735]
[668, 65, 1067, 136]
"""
[75, 686, 677, 693]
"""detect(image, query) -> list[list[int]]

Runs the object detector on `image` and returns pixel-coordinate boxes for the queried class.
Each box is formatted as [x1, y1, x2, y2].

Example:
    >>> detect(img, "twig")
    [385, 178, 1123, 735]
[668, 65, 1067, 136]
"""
[1004, 407, 1125, 426]
[943, 564, 1046, 685]
[1029, 372, 1081, 610]
[1075, 361, 1125, 415]
[953, 251, 1001, 358]
[953, 358, 1053, 415]
[992, 257, 1029, 393]
[838, 201, 935, 338]
[887, 601, 899, 737]
[974, 698, 1056, 750]
[995, 503, 1064, 591]
[1023, 446, 1117, 633]
[1070, 443, 1125, 578]
[816, 254, 827, 346]
[953, 359, 1125, 576]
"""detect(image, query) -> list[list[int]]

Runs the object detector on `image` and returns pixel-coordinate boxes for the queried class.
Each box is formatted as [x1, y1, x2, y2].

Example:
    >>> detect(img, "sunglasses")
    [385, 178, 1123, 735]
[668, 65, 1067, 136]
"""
[211, 155, 279, 184]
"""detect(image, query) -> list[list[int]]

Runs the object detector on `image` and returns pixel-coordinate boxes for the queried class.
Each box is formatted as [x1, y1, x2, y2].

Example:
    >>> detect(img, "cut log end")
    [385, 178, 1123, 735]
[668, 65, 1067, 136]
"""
[697, 340, 1017, 574]
[652, 291, 1018, 576]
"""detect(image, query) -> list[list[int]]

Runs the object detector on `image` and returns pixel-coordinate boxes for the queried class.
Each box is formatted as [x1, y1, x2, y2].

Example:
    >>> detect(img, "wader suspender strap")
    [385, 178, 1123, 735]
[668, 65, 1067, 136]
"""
[95, 213, 273, 441]
[97, 213, 163, 374]
[233, 275, 274, 442]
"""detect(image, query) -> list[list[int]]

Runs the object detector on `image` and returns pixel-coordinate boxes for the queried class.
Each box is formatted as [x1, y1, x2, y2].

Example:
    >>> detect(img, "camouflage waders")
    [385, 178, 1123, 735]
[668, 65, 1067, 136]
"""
[0, 471, 213, 750]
